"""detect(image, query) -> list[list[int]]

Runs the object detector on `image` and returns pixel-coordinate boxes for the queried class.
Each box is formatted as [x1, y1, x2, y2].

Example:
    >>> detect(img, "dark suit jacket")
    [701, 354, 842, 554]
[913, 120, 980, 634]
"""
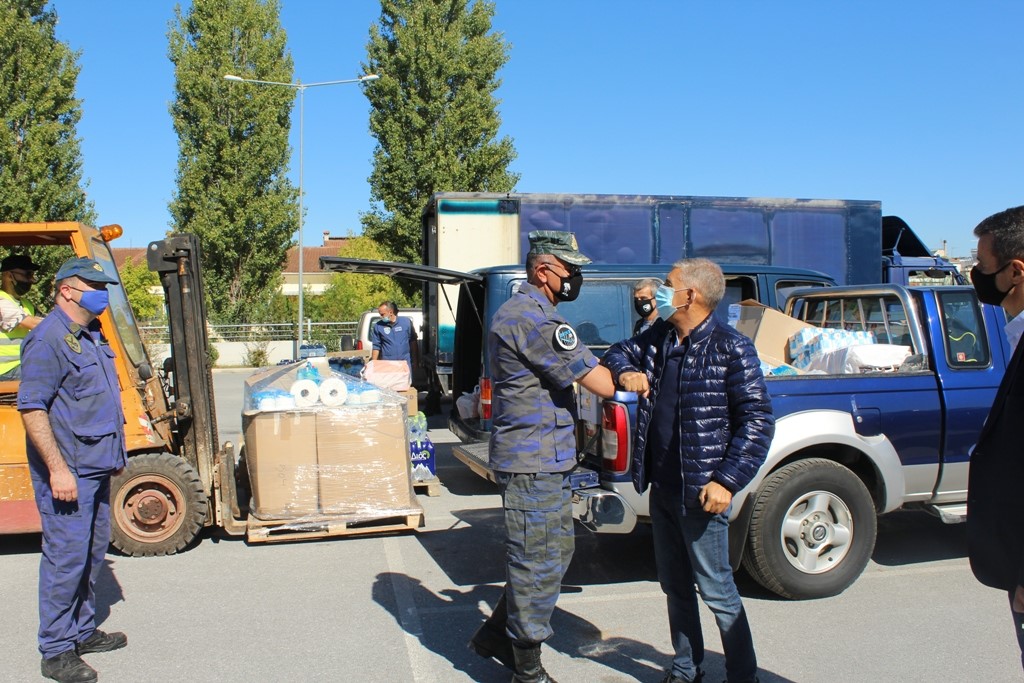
[967, 335, 1024, 591]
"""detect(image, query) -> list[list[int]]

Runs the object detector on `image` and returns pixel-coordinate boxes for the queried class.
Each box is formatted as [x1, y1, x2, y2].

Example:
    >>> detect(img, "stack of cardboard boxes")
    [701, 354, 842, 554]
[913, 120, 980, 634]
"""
[241, 360, 423, 522]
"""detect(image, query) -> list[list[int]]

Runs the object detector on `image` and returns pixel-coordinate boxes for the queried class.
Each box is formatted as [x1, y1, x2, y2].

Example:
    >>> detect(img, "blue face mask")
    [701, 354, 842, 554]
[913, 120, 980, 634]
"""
[654, 284, 678, 321]
[70, 287, 109, 316]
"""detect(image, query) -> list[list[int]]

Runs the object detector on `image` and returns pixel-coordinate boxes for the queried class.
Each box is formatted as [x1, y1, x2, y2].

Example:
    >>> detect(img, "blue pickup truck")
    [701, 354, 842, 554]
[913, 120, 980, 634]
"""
[569, 284, 1009, 599]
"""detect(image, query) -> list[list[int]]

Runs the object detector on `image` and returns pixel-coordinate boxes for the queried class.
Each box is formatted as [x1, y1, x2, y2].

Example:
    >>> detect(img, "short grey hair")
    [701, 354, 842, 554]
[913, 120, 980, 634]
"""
[633, 277, 662, 295]
[671, 258, 725, 310]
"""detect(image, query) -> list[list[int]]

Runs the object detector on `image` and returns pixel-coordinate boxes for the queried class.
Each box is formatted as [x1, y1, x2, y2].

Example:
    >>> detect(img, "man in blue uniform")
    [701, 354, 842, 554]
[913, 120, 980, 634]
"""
[19, 257, 128, 683]
[470, 231, 617, 683]
[370, 301, 420, 373]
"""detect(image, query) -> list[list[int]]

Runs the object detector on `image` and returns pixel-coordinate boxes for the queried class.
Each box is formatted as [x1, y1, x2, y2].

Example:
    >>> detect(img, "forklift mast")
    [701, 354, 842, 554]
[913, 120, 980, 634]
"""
[146, 234, 220, 491]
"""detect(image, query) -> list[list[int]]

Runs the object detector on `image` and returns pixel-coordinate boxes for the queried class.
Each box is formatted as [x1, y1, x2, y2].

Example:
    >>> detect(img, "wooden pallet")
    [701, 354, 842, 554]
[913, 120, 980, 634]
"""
[413, 477, 442, 497]
[246, 512, 423, 544]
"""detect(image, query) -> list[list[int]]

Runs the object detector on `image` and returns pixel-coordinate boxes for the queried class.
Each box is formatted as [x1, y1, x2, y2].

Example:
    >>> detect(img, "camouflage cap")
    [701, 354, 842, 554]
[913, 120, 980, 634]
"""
[527, 230, 592, 266]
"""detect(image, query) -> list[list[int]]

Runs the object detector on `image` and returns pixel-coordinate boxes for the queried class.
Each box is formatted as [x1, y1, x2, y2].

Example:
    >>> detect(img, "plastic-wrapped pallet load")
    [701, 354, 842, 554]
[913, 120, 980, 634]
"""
[241, 358, 422, 524]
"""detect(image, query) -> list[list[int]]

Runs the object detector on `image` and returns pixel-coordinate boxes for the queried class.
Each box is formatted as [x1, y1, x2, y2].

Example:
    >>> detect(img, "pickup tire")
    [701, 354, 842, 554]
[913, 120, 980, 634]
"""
[742, 458, 876, 600]
[110, 452, 208, 557]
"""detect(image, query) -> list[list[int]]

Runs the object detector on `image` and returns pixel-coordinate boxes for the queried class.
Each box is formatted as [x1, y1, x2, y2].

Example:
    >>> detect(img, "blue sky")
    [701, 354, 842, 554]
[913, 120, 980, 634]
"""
[52, 1, 1023, 258]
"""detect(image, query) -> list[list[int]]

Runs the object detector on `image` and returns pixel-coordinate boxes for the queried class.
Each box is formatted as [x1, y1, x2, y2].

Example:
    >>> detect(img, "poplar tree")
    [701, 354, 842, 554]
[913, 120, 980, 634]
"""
[363, 0, 519, 263]
[168, 0, 296, 323]
[0, 0, 95, 223]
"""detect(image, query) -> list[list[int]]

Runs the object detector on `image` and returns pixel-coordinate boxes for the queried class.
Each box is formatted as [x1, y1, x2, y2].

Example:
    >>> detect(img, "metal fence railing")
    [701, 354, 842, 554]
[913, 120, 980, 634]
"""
[140, 321, 359, 351]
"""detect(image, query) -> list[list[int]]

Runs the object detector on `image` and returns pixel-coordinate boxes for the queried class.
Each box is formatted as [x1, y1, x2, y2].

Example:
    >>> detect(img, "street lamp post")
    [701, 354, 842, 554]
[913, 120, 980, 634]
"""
[224, 72, 379, 358]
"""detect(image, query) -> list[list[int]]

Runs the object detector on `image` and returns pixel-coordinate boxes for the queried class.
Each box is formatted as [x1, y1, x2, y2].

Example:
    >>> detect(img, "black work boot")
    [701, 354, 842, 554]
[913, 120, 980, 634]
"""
[41, 650, 97, 683]
[469, 593, 515, 670]
[77, 629, 127, 654]
[511, 643, 557, 683]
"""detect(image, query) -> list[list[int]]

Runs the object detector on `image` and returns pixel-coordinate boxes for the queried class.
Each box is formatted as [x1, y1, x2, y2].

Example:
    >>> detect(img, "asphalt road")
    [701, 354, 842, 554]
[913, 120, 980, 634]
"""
[1, 369, 1020, 682]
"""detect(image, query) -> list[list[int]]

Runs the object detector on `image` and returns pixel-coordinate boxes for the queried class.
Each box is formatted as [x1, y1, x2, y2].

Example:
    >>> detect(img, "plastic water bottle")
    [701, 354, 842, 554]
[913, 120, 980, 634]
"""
[297, 361, 321, 383]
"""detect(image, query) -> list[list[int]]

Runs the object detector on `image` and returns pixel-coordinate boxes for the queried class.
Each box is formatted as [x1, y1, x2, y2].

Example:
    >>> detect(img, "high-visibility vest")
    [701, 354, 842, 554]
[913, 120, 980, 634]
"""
[0, 290, 35, 376]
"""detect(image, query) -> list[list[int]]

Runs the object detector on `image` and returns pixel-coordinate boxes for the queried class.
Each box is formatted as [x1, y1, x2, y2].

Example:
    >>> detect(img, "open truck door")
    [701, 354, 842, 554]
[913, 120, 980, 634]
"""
[319, 256, 483, 414]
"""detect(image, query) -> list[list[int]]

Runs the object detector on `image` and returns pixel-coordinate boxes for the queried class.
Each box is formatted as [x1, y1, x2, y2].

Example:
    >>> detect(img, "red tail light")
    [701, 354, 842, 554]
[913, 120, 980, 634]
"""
[601, 402, 630, 475]
[355, 340, 364, 350]
[479, 377, 492, 420]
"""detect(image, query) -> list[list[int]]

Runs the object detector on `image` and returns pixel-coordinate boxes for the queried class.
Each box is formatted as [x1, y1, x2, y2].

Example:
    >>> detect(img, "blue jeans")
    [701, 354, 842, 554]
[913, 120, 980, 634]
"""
[650, 489, 757, 683]
[1010, 591, 1024, 671]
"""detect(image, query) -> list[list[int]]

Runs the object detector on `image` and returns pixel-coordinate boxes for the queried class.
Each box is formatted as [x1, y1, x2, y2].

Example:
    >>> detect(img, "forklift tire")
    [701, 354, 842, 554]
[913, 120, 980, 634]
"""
[110, 452, 208, 557]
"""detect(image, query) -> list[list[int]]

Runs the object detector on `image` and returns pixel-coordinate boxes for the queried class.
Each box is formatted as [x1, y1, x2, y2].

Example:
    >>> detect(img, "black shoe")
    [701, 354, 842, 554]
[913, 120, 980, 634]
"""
[468, 621, 515, 670]
[659, 668, 703, 683]
[41, 650, 97, 683]
[76, 629, 127, 654]
[512, 643, 557, 683]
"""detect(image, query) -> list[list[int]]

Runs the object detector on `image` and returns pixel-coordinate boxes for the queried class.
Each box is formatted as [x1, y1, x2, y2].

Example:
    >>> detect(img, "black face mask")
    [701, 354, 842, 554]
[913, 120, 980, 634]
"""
[554, 272, 583, 302]
[634, 297, 654, 317]
[971, 263, 1012, 306]
[12, 280, 31, 297]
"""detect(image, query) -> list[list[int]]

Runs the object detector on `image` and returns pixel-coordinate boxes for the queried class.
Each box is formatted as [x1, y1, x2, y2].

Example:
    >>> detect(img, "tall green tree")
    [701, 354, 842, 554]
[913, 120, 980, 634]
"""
[0, 0, 95, 223]
[168, 0, 296, 323]
[118, 254, 164, 323]
[363, 0, 519, 263]
[316, 235, 412, 322]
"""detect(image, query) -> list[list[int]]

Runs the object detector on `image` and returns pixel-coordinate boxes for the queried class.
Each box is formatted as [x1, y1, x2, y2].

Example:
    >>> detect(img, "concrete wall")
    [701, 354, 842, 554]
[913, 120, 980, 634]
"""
[147, 340, 297, 368]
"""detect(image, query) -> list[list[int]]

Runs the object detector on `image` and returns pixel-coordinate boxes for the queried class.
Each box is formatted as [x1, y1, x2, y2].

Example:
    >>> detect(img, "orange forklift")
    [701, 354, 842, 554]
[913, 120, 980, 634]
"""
[0, 223, 246, 555]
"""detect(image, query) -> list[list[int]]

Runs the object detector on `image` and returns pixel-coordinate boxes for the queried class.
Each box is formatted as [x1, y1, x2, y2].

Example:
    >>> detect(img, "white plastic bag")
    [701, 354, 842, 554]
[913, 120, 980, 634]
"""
[456, 385, 481, 420]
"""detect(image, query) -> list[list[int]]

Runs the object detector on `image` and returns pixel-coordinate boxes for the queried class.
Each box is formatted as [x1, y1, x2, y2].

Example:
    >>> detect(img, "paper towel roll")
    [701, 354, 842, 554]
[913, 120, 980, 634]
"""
[290, 379, 320, 407]
[319, 377, 348, 406]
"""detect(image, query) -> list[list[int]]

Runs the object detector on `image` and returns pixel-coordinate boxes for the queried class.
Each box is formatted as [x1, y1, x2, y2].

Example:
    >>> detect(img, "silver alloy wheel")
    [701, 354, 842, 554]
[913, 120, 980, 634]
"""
[779, 489, 853, 574]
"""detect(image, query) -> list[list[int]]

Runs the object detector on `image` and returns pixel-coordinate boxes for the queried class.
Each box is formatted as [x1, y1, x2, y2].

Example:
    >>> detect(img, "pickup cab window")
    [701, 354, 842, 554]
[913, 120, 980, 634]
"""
[939, 290, 990, 367]
[796, 294, 913, 348]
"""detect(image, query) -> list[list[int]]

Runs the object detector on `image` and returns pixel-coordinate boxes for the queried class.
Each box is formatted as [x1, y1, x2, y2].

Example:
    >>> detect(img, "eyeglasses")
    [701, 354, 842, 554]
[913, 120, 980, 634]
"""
[541, 261, 581, 278]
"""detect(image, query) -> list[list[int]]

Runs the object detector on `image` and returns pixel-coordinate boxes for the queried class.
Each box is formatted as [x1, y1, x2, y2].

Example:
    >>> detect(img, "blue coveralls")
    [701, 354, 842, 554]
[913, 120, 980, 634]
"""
[17, 307, 127, 658]
[487, 282, 598, 643]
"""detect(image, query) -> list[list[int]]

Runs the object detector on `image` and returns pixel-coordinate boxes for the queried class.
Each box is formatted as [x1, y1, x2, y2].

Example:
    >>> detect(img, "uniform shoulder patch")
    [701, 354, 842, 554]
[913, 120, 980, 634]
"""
[64, 333, 81, 354]
[553, 323, 579, 351]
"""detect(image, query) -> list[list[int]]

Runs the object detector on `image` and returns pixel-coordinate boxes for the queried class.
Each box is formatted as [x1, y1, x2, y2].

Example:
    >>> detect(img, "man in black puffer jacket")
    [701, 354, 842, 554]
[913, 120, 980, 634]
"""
[602, 258, 774, 683]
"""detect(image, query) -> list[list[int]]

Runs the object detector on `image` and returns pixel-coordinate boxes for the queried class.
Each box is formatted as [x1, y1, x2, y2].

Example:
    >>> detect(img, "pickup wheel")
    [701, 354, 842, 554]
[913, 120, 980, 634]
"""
[110, 452, 208, 557]
[742, 458, 876, 600]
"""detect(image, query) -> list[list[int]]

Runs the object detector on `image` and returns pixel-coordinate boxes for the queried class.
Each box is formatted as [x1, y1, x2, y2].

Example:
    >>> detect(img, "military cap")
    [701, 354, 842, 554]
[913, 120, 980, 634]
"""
[527, 230, 592, 266]
[54, 257, 118, 284]
[1, 254, 40, 272]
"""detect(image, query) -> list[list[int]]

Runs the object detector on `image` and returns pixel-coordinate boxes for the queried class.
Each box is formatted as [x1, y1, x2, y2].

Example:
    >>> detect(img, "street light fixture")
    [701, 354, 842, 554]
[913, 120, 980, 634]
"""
[224, 72, 380, 358]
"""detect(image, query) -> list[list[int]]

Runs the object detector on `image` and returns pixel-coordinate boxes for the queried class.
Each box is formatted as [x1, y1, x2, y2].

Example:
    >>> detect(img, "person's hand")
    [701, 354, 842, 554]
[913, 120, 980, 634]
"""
[699, 481, 732, 514]
[50, 468, 78, 502]
[1013, 585, 1024, 613]
[619, 371, 650, 397]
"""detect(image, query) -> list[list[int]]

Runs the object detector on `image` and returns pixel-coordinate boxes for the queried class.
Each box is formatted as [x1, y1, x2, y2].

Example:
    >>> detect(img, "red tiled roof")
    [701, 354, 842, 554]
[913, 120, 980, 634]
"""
[112, 242, 350, 275]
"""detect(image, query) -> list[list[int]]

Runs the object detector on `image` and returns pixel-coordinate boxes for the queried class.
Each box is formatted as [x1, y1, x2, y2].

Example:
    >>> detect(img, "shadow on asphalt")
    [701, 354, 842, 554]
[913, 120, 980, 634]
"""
[871, 508, 968, 566]
[373, 574, 797, 683]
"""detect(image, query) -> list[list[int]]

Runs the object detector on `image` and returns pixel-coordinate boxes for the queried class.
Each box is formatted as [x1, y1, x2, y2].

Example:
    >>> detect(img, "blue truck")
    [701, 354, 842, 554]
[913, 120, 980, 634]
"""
[421, 192, 964, 382]
[444, 276, 1007, 600]
[571, 284, 1007, 599]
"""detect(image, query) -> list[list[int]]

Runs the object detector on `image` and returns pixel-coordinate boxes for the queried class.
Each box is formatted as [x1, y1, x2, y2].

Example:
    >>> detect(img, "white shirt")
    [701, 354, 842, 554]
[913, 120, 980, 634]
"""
[1005, 311, 1024, 352]
[0, 295, 28, 333]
